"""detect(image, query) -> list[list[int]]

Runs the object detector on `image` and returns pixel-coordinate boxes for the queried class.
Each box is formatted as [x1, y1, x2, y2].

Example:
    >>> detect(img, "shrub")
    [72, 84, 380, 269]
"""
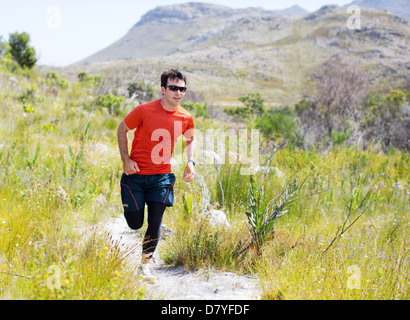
[127, 81, 155, 103]
[238, 93, 265, 116]
[361, 89, 410, 151]
[332, 128, 352, 145]
[241, 170, 323, 257]
[77, 72, 89, 82]
[255, 107, 297, 141]
[181, 101, 208, 118]
[19, 85, 38, 104]
[77, 72, 102, 86]
[225, 93, 265, 119]
[46, 71, 69, 89]
[313, 57, 368, 138]
[96, 93, 124, 116]
[386, 89, 406, 107]
[8, 32, 37, 69]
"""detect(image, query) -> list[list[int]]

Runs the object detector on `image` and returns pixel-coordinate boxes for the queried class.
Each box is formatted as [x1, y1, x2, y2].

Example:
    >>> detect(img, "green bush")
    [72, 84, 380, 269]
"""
[77, 72, 102, 86]
[127, 81, 155, 103]
[181, 101, 208, 118]
[96, 93, 124, 116]
[19, 85, 39, 104]
[77, 72, 89, 82]
[386, 89, 406, 107]
[8, 32, 37, 69]
[225, 93, 265, 120]
[256, 107, 297, 141]
[361, 89, 409, 150]
[332, 128, 352, 145]
[238, 93, 265, 116]
[46, 71, 69, 89]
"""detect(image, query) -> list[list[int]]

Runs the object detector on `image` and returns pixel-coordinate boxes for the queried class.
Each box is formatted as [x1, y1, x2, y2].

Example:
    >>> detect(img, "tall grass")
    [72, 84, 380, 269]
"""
[1, 65, 408, 300]
[0, 67, 145, 299]
[162, 144, 409, 299]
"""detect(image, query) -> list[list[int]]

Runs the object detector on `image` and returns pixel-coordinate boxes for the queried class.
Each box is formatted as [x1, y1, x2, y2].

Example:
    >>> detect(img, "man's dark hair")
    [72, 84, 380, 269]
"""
[161, 69, 187, 87]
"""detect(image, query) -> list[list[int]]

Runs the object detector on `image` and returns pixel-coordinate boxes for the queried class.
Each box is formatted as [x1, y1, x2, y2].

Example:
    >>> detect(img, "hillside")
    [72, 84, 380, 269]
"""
[78, 3, 302, 63]
[1, 3, 409, 302]
[71, 2, 410, 106]
[346, 0, 410, 19]
[1, 59, 409, 300]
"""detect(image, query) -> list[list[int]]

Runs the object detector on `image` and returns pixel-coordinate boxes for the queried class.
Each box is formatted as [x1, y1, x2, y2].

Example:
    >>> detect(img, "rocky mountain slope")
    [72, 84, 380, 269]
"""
[78, 3, 305, 63]
[72, 2, 410, 106]
[346, 0, 410, 19]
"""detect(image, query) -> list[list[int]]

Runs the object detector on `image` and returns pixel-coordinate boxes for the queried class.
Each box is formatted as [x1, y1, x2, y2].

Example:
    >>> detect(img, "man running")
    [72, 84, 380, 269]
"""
[117, 69, 195, 278]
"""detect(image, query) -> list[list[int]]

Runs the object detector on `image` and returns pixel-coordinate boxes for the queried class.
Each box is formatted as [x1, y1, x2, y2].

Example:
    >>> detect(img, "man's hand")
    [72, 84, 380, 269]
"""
[183, 162, 195, 183]
[123, 157, 140, 175]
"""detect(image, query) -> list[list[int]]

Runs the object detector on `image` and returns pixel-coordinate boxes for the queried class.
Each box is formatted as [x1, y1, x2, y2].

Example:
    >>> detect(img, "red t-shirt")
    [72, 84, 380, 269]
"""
[124, 99, 194, 175]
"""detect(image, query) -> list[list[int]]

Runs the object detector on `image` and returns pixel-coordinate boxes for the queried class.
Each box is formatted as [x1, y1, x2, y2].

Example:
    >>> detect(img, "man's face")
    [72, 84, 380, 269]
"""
[161, 78, 186, 108]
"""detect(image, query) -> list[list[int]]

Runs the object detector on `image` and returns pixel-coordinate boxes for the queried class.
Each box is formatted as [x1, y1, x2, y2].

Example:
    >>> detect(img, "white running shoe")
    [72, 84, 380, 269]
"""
[137, 263, 155, 283]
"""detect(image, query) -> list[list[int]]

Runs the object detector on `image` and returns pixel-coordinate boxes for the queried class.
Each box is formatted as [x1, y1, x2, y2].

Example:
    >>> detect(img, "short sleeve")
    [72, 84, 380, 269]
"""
[183, 115, 195, 141]
[124, 105, 143, 130]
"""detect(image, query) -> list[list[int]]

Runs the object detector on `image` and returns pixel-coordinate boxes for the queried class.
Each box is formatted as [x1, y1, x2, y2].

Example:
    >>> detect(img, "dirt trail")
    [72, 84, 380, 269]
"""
[104, 215, 260, 300]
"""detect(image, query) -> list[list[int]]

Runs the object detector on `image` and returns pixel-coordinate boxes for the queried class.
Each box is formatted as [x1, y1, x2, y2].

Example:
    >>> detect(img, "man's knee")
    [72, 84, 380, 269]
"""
[124, 210, 144, 230]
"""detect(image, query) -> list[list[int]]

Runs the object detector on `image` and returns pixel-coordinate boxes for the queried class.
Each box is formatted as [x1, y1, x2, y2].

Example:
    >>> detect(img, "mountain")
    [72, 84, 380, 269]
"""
[279, 5, 309, 17]
[73, 2, 410, 107]
[346, 0, 410, 19]
[78, 3, 301, 63]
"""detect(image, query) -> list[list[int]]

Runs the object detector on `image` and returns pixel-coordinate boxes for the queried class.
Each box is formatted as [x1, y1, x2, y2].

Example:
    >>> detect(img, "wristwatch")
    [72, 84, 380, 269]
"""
[187, 159, 196, 166]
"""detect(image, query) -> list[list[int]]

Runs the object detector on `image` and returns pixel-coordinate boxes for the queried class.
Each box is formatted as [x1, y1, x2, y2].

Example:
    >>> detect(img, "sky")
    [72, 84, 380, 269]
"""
[0, 0, 352, 67]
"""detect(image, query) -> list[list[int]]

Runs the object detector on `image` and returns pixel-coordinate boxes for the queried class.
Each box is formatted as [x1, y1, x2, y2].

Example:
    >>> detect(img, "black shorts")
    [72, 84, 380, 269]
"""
[120, 173, 176, 212]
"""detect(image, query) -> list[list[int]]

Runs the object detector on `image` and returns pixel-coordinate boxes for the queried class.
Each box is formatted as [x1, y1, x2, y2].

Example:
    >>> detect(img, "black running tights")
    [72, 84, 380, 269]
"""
[124, 201, 167, 255]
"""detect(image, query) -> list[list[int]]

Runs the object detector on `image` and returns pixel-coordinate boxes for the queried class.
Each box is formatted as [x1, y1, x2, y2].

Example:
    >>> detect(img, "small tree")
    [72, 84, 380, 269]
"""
[238, 93, 265, 116]
[127, 81, 155, 104]
[314, 58, 368, 138]
[77, 71, 90, 82]
[225, 93, 266, 120]
[8, 32, 37, 69]
[362, 89, 409, 151]
[97, 93, 124, 116]
[255, 107, 297, 140]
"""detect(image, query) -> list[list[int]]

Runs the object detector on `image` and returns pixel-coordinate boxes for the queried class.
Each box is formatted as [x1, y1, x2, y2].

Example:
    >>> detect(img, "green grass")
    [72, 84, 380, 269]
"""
[162, 145, 409, 299]
[0, 66, 145, 299]
[0, 62, 408, 300]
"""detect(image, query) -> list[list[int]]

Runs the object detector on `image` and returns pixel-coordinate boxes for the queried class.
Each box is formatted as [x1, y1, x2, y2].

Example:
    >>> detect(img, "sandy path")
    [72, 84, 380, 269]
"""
[104, 215, 260, 300]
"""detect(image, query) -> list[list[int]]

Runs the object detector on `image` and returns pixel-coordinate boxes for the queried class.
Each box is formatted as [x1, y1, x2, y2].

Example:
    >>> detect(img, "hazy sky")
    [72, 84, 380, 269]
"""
[0, 0, 352, 66]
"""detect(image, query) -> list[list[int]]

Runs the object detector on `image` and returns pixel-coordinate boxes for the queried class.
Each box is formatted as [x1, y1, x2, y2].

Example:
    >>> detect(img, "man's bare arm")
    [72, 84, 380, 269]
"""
[117, 120, 139, 175]
[183, 137, 196, 183]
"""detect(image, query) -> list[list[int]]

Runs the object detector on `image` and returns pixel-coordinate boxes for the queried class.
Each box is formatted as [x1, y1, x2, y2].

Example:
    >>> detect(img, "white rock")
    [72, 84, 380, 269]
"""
[207, 209, 230, 228]
[254, 165, 284, 178]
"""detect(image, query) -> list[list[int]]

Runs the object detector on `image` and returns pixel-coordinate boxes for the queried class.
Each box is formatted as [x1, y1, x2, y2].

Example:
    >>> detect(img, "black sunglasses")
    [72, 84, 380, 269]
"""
[164, 85, 187, 93]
